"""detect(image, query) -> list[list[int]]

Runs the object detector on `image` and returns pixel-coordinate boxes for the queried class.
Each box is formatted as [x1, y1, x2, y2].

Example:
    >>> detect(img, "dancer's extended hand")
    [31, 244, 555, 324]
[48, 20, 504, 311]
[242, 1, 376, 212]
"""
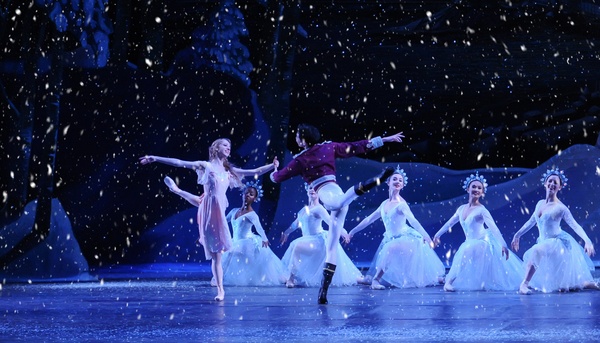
[383, 132, 405, 143]
[342, 232, 352, 245]
[511, 236, 520, 252]
[280, 232, 288, 245]
[139, 155, 156, 165]
[584, 241, 595, 256]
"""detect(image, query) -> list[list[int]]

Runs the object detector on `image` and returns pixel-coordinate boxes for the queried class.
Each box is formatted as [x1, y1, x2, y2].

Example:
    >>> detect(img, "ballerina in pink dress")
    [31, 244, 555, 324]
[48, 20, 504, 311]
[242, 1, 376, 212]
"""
[140, 138, 278, 301]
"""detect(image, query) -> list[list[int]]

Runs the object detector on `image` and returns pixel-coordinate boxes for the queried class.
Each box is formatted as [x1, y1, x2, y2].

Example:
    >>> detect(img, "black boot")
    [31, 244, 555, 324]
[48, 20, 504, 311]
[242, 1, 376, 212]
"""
[354, 167, 395, 195]
[318, 263, 336, 304]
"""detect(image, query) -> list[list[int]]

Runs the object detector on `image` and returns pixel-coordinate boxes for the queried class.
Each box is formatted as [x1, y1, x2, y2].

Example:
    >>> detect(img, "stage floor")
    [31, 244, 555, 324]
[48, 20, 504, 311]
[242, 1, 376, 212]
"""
[1, 264, 599, 342]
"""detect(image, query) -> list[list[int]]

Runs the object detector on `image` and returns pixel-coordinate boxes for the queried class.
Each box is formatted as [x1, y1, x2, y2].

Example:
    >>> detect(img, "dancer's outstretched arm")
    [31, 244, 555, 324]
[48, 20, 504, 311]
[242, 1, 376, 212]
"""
[511, 201, 541, 251]
[401, 203, 433, 246]
[481, 208, 510, 260]
[345, 203, 383, 243]
[140, 155, 203, 170]
[562, 205, 595, 256]
[280, 217, 300, 246]
[433, 207, 460, 246]
[233, 157, 279, 178]
[246, 212, 270, 247]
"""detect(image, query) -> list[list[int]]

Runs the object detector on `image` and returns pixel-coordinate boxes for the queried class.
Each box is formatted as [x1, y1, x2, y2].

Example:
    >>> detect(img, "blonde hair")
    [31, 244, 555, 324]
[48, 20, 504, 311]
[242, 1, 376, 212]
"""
[209, 138, 242, 188]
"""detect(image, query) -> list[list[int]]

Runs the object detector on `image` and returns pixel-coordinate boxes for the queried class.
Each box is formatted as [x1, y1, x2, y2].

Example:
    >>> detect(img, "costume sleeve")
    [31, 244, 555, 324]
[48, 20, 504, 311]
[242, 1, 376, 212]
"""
[349, 202, 384, 236]
[434, 207, 461, 239]
[401, 203, 432, 241]
[270, 158, 303, 183]
[283, 217, 300, 236]
[481, 208, 508, 248]
[248, 212, 268, 242]
[225, 208, 236, 222]
[332, 138, 381, 158]
[513, 201, 541, 240]
[562, 205, 593, 245]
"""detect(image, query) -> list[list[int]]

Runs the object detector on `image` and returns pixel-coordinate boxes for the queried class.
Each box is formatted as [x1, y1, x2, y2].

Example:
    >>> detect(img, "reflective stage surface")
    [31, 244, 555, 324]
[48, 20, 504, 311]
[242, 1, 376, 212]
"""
[1, 264, 599, 342]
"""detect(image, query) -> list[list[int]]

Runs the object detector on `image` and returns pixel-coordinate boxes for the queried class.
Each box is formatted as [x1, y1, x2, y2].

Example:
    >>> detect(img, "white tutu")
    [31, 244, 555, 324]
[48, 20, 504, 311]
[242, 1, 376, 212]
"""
[281, 231, 361, 287]
[222, 235, 286, 286]
[447, 234, 523, 291]
[524, 230, 595, 292]
[222, 208, 286, 286]
[370, 230, 445, 288]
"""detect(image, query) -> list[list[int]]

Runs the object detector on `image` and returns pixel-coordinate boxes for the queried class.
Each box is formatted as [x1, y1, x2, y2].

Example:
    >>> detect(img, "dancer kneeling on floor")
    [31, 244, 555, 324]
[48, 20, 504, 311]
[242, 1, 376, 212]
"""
[433, 172, 523, 292]
[511, 167, 599, 294]
[345, 167, 445, 290]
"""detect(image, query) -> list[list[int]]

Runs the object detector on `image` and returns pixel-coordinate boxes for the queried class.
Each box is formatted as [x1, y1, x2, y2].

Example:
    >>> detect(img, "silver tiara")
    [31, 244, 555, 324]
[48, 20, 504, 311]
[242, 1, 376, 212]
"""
[392, 165, 408, 186]
[462, 172, 487, 192]
[541, 167, 568, 187]
[244, 180, 264, 202]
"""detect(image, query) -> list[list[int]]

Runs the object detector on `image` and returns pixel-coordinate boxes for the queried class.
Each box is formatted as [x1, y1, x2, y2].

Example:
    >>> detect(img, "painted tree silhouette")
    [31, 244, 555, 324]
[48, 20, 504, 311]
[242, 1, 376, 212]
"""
[0, 0, 111, 266]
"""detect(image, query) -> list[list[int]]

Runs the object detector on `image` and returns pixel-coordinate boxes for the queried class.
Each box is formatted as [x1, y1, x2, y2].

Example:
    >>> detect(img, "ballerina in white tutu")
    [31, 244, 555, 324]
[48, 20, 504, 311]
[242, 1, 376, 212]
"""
[433, 172, 523, 292]
[221, 180, 286, 286]
[511, 167, 599, 294]
[280, 184, 361, 288]
[345, 168, 445, 290]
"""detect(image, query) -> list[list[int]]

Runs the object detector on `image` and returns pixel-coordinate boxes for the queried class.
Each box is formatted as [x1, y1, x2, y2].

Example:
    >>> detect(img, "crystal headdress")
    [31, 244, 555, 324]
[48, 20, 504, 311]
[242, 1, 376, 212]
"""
[244, 180, 264, 202]
[392, 165, 408, 186]
[462, 172, 487, 192]
[540, 167, 568, 187]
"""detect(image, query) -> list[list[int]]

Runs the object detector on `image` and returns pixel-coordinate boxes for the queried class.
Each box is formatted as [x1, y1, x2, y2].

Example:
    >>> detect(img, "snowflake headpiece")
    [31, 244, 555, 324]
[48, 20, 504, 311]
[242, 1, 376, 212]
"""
[462, 172, 488, 193]
[391, 165, 408, 186]
[541, 167, 568, 187]
[244, 180, 264, 202]
[304, 182, 311, 191]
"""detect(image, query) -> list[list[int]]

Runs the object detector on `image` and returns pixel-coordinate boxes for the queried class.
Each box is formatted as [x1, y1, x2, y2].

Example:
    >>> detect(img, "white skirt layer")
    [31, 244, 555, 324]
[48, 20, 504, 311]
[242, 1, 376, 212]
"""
[281, 231, 361, 287]
[447, 234, 524, 291]
[222, 236, 286, 286]
[364, 230, 445, 288]
[523, 230, 595, 293]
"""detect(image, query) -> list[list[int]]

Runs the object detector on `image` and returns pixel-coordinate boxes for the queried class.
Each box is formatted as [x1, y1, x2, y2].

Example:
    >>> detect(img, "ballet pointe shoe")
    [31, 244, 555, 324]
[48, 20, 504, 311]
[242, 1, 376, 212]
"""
[443, 282, 455, 292]
[357, 275, 372, 285]
[370, 279, 385, 290]
[210, 277, 217, 287]
[164, 176, 177, 191]
[518, 282, 532, 295]
[285, 279, 295, 288]
[214, 287, 225, 301]
[354, 167, 395, 195]
[318, 263, 336, 304]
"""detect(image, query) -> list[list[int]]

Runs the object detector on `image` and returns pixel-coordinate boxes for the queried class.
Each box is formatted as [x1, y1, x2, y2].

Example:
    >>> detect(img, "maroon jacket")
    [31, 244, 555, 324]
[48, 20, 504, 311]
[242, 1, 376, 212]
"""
[270, 139, 375, 185]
